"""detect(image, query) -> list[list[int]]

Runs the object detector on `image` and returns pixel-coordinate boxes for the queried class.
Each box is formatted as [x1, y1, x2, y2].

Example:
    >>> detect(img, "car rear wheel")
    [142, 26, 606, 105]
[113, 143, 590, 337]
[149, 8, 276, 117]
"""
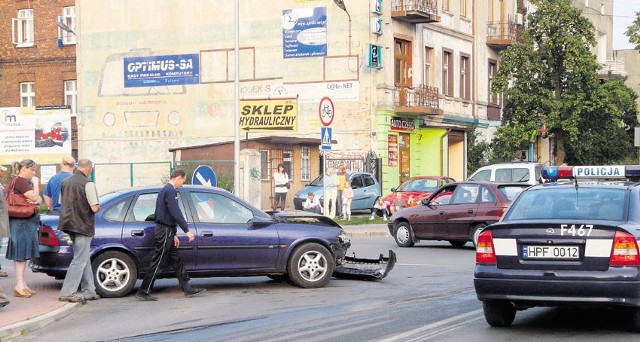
[394, 222, 415, 247]
[483, 301, 516, 327]
[449, 240, 466, 248]
[287, 243, 334, 288]
[92, 251, 138, 298]
[628, 307, 640, 332]
[471, 223, 487, 247]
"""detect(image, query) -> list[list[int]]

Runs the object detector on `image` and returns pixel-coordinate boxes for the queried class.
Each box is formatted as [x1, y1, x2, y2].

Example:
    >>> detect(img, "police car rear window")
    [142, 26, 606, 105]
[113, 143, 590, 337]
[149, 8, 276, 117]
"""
[504, 188, 627, 221]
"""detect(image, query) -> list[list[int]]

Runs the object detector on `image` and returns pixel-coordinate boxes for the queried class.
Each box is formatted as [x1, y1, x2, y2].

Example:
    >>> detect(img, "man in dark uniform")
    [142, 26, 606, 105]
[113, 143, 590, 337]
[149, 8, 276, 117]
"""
[135, 169, 205, 301]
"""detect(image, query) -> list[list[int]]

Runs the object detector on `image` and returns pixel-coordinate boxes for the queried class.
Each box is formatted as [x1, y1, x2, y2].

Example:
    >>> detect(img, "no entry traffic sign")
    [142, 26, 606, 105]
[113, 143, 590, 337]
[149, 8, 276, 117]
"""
[318, 96, 334, 126]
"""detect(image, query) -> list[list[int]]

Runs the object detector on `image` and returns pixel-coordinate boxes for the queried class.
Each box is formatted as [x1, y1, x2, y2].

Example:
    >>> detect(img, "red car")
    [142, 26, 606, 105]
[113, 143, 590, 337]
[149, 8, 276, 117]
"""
[382, 176, 456, 211]
[387, 181, 529, 248]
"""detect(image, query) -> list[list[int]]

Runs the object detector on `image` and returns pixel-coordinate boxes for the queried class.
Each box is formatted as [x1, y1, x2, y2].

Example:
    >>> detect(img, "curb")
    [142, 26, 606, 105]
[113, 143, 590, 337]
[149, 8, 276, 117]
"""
[345, 231, 390, 238]
[0, 303, 79, 340]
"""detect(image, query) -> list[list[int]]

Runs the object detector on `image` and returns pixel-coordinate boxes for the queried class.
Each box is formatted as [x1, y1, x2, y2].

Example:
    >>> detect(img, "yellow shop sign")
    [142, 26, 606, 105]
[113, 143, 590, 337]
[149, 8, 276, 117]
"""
[239, 98, 298, 132]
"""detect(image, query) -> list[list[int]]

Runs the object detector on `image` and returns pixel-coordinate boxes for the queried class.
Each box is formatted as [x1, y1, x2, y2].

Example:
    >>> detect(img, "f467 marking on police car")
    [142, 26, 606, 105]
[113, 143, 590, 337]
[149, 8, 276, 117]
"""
[560, 224, 593, 237]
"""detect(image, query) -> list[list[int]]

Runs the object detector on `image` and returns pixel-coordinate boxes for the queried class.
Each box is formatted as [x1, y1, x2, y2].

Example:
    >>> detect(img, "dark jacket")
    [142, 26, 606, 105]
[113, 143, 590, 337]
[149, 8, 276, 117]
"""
[58, 171, 95, 237]
[155, 183, 189, 234]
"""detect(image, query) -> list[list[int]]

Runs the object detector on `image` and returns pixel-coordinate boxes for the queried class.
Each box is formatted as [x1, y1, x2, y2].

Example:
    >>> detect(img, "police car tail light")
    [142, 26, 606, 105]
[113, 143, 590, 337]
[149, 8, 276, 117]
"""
[609, 231, 640, 266]
[476, 231, 497, 264]
[38, 225, 60, 247]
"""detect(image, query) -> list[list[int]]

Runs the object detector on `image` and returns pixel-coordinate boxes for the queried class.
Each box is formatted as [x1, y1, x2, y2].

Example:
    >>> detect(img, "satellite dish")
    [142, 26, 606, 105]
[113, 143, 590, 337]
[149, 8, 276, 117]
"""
[56, 21, 76, 36]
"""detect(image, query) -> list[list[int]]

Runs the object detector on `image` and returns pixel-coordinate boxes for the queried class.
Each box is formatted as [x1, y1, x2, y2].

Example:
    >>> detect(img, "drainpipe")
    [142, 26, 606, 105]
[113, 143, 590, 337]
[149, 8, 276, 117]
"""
[440, 128, 451, 176]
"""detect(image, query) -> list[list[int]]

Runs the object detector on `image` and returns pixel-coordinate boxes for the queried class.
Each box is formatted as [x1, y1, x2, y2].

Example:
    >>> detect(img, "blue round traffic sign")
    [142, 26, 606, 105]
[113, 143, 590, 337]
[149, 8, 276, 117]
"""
[192, 165, 217, 187]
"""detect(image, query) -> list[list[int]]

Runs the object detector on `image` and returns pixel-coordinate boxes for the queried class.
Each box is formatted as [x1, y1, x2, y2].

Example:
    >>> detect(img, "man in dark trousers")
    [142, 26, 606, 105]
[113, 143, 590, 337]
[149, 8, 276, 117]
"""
[135, 169, 205, 301]
[58, 159, 101, 303]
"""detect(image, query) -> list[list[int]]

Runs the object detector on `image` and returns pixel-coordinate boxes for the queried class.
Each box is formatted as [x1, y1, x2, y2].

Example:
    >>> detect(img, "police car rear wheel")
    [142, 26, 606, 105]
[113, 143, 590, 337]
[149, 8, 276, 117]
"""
[483, 301, 516, 327]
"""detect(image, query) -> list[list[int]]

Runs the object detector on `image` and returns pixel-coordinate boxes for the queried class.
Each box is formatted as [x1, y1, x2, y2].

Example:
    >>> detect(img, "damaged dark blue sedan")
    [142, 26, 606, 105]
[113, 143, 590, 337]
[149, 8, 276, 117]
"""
[32, 185, 395, 297]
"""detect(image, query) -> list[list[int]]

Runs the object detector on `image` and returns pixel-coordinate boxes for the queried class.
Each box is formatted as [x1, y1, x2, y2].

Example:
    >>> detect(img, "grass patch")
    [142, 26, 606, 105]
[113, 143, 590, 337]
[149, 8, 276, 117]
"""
[333, 216, 388, 225]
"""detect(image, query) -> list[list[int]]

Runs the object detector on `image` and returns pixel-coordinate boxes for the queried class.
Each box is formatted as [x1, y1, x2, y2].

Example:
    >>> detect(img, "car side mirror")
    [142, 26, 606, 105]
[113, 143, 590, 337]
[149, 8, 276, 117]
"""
[145, 214, 155, 222]
[391, 187, 397, 192]
[422, 198, 436, 208]
[251, 215, 274, 228]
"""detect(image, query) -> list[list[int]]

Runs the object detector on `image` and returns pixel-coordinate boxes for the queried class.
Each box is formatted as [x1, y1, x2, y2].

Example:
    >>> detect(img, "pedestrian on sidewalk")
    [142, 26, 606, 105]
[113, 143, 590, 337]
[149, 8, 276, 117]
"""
[57, 159, 101, 303]
[5, 159, 41, 298]
[302, 192, 322, 214]
[369, 196, 389, 221]
[135, 169, 205, 301]
[336, 165, 347, 218]
[341, 181, 354, 220]
[43, 156, 75, 214]
[272, 163, 289, 211]
[323, 167, 339, 219]
[0, 165, 10, 278]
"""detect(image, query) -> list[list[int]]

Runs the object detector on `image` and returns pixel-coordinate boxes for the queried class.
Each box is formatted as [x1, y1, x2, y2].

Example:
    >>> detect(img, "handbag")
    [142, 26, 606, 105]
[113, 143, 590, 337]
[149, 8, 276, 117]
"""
[6, 178, 37, 218]
[285, 181, 290, 189]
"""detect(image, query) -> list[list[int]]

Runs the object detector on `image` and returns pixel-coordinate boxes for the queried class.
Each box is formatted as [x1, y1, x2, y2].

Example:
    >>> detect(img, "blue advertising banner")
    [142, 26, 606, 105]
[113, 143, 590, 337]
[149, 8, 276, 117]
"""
[124, 54, 200, 88]
[282, 7, 327, 59]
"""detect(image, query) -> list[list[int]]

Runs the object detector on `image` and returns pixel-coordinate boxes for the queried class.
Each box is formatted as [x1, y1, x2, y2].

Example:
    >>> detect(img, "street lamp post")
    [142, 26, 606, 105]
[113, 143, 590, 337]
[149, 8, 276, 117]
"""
[234, 0, 240, 196]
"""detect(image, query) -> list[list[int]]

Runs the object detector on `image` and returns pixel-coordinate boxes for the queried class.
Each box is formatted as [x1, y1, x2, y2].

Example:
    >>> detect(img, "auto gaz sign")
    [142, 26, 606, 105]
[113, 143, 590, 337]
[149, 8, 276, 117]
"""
[240, 98, 298, 132]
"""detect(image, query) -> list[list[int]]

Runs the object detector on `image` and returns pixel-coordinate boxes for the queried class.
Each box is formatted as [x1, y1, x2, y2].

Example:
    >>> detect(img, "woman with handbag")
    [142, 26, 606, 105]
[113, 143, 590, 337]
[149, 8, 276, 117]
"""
[5, 159, 42, 298]
[272, 163, 289, 211]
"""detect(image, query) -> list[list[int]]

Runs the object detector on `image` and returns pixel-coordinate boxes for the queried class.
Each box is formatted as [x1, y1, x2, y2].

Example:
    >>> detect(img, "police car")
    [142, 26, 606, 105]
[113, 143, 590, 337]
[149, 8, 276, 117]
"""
[474, 165, 640, 331]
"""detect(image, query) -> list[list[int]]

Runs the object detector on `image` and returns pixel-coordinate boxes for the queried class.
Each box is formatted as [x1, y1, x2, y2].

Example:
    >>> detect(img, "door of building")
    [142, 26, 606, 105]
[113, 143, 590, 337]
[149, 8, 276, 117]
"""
[399, 133, 410, 184]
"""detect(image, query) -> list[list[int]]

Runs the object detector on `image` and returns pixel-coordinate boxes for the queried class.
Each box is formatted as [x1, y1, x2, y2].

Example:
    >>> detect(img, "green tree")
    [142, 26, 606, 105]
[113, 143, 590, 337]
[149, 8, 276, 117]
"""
[626, 11, 640, 51]
[467, 129, 491, 175]
[491, 0, 638, 165]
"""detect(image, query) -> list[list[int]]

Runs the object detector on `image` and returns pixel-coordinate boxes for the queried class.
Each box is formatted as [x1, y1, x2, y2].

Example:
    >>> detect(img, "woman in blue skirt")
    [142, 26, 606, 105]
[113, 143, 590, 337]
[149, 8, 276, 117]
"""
[5, 159, 42, 298]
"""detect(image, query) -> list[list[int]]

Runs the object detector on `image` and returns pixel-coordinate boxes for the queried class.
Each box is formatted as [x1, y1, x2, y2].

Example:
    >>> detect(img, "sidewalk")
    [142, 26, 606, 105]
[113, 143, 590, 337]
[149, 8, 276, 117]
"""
[0, 224, 389, 339]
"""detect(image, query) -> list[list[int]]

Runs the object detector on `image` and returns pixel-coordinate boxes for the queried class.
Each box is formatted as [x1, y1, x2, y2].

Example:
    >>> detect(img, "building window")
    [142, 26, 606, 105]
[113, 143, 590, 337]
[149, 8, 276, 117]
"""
[488, 59, 498, 104]
[64, 80, 77, 115]
[443, 0, 450, 12]
[460, 54, 470, 101]
[283, 150, 293, 181]
[20, 82, 35, 107]
[424, 46, 433, 86]
[460, 0, 467, 17]
[12, 9, 34, 47]
[301, 146, 310, 181]
[442, 50, 453, 97]
[260, 150, 269, 180]
[58, 7, 76, 45]
[394, 39, 411, 87]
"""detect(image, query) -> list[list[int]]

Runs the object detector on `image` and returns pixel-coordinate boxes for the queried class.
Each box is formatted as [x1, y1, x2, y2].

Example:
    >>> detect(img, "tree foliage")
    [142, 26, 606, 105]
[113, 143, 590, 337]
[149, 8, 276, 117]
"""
[467, 129, 491, 175]
[626, 11, 640, 51]
[491, 0, 638, 165]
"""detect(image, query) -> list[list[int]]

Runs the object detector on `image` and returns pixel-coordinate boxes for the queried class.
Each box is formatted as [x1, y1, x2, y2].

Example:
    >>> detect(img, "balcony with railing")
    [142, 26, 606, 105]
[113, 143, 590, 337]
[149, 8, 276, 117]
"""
[393, 85, 443, 115]
[487, 15, 524, 49]
[598, 58, 627, 80]
[391, 0, 440, 24]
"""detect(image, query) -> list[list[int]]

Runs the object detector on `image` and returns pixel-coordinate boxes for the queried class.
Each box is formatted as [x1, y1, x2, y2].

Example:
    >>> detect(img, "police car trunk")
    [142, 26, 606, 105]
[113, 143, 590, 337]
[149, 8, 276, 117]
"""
[474, 166, 640, 308]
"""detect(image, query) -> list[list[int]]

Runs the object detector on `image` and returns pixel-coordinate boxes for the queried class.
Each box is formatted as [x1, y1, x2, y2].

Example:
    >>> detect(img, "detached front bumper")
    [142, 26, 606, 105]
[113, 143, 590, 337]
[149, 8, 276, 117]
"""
[333, 250, 397, 281]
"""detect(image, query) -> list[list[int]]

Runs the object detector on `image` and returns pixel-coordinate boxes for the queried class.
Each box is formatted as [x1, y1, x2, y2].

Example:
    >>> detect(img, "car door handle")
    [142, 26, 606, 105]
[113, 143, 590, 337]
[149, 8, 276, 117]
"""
[131, 230, 144, 237]
[201, 231, 214, 237]
[439, 211, 446, 216]
[467, 209, 474, 214]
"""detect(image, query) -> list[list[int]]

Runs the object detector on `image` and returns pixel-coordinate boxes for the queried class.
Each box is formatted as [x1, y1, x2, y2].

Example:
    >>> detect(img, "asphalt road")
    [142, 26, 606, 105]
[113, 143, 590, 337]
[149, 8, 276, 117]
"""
[21, 237, 639, 341]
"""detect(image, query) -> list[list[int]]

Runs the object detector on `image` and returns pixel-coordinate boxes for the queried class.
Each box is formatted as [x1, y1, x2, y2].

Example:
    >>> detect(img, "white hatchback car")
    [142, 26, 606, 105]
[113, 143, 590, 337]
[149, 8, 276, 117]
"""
[468, 162, 544, 186]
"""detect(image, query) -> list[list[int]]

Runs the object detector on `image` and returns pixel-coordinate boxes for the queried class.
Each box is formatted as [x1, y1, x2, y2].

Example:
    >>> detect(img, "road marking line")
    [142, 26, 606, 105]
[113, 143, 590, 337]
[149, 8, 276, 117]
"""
[378, 309, 483, 342]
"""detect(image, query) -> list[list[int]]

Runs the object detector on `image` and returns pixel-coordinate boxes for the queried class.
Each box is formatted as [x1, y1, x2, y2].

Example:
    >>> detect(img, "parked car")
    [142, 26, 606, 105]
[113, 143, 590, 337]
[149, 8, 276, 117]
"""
[381, 176, 456, 210]
[474, 165, 640, 330]
[468, 162, 544, 186]
[387, 181, 529, 248]
[32, 185, 395, 298]
[293, 172, 381, 212]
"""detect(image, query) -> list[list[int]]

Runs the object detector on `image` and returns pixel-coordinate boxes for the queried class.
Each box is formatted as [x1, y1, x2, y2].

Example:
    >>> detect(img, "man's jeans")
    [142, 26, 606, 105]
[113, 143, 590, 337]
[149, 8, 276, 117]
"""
[60, 234, 96, 297]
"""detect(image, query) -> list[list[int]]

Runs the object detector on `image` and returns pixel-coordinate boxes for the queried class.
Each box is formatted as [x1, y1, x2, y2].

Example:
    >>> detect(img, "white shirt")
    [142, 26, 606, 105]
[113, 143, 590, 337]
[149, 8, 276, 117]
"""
[273, 171, 289, 194]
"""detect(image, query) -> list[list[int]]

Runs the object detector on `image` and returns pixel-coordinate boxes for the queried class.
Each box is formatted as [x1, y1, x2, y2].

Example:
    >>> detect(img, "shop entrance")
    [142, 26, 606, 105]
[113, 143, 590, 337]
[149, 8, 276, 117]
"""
[399, 133, 410, 184]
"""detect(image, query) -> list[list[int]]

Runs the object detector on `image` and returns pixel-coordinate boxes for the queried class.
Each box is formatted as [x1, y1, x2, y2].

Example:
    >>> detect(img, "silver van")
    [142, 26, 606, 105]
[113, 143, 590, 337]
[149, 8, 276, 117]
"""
[467, 162, 544, 186]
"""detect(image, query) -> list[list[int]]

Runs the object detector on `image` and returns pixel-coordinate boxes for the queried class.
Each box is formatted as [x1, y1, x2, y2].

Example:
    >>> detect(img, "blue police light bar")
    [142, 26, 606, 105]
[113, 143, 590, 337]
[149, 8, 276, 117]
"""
[542, 165, 638, 180]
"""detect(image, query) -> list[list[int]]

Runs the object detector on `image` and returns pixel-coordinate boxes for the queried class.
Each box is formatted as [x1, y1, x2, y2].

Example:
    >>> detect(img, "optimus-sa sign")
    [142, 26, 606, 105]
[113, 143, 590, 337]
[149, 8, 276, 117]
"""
[124, 54, 200, 88]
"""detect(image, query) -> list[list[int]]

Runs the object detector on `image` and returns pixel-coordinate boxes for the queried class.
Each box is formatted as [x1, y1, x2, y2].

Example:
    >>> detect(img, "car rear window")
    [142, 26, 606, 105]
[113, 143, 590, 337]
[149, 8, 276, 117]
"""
[398, 179, 439, 192]
[497, 185, 528, 201]
[504, 188, 627, 221]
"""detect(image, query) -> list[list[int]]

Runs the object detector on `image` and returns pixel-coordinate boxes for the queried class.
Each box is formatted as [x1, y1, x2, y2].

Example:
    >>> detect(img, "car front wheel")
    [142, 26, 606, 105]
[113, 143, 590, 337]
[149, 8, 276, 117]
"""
[288, 243, 334, 288]
[92, 251, 138, 298]
[483, 301, 516, 327]
[394, 222, 415, 247]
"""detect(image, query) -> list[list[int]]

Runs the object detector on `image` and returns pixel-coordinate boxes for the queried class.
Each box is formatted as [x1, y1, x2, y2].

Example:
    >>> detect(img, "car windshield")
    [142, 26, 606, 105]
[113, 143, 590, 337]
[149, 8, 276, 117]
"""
[497, 185, 528, 201]
[504, 187, 627, 221]
[309, 175, 324, 186]
[396, 178, 439, 192]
